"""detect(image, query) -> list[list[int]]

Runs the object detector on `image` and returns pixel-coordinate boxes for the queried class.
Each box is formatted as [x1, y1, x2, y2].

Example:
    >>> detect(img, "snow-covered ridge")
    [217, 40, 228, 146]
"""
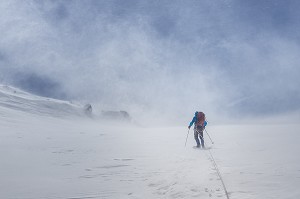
[0, 84, 85, 118]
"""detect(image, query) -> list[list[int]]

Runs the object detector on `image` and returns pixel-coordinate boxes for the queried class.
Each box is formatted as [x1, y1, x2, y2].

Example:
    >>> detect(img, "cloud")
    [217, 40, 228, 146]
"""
[13, 72, 66, 99]
[1, 0, 300, 124]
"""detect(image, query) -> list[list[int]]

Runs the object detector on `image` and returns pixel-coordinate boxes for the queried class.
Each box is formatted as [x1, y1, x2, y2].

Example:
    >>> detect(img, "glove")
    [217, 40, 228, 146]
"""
[204, 121, 208, 127]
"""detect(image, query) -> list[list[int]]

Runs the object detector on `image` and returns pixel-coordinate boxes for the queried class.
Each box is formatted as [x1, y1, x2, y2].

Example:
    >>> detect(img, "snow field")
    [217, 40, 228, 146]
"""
[1, 85, 300, 199]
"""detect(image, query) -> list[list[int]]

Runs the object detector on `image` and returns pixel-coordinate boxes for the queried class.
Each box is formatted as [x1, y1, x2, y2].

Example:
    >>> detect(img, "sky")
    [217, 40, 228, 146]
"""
[1, 0, 300, 124]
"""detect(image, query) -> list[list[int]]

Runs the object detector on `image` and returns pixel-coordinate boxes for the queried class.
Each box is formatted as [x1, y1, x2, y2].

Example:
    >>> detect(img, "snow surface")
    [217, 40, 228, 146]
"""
[1, 85, 300, 199]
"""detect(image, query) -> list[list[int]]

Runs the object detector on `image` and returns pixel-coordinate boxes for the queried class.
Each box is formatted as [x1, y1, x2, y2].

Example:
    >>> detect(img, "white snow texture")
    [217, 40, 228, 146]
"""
[1, 85, 300, 199]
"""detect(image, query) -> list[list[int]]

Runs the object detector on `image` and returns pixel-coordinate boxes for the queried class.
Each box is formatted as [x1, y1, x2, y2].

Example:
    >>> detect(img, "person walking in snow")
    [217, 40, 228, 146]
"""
[188, 111, 207, 148]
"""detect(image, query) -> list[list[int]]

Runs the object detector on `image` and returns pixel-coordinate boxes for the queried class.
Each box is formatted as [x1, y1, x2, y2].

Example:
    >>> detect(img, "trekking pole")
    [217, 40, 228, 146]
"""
[205, 129, 214, 144]
[185, 129, 190, 147]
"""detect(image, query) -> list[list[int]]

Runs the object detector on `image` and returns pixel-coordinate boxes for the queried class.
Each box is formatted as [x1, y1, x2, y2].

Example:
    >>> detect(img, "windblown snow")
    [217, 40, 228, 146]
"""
[1, 85, 300, 199]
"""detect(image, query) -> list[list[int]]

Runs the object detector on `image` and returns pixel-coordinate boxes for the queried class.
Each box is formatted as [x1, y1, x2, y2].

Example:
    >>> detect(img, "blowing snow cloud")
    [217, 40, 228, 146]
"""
[1, 0, 300, 122]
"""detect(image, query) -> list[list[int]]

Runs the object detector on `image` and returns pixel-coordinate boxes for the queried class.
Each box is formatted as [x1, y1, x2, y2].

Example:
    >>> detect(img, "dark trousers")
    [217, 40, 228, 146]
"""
[194, 125, 205, 148]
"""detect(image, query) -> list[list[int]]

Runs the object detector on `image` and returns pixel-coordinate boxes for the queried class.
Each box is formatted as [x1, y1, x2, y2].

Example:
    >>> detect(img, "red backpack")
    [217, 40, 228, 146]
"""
[196, 112, 205, 126]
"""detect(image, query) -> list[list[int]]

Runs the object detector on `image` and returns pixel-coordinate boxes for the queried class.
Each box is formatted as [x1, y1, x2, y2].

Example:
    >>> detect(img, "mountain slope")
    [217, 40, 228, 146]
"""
[0, 85, 85, 118]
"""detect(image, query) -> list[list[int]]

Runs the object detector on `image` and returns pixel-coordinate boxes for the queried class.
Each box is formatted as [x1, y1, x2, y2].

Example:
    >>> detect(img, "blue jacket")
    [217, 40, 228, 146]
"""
[189, 112, 207, 127]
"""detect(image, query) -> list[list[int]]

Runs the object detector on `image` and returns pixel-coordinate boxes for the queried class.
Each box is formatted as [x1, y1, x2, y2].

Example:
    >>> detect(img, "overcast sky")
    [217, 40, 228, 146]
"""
[1, 0, 300, 123]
